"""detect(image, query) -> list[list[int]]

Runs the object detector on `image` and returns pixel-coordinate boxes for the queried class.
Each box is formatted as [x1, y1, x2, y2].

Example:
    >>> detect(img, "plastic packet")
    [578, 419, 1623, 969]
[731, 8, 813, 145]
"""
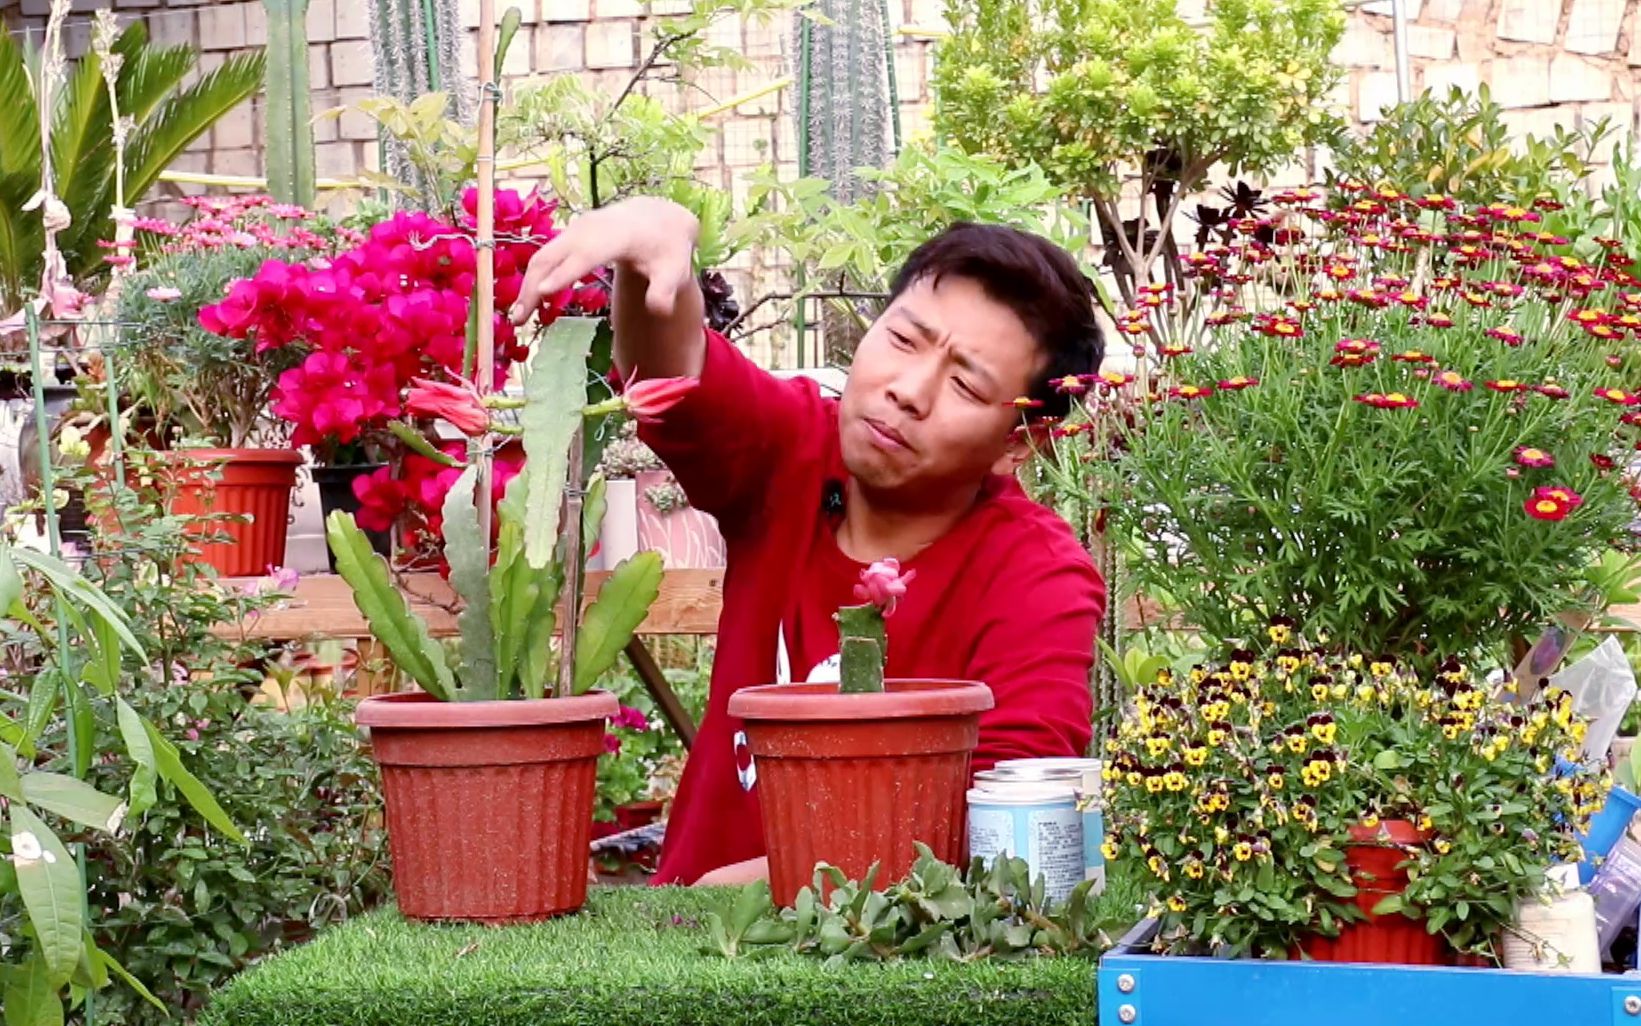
[1549, 635, 1638, 761]
[1591, 833, 1641, 954]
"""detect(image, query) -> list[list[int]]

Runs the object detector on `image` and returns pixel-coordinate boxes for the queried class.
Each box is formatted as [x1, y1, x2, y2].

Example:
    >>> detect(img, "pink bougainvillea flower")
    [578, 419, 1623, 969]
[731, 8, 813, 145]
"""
[1353, 392, 1418, 410]
[352, 466, 406, 533]
[622, 373, 700, 424]
[145, 286, 183, 302]
[405, 377, 491, 437]
[854, 558, 916, 617]
[603, 733, 623, 754]
[1513, 446, 1555, 468]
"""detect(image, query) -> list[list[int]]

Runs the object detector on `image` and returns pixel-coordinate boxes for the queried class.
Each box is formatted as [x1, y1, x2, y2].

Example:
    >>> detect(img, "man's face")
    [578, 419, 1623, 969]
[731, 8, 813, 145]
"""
[839, 275, 1041, 501]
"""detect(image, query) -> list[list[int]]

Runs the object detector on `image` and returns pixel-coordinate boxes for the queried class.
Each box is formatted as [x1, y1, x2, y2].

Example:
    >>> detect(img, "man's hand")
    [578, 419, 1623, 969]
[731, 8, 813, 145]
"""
[509, 197, 699, 325]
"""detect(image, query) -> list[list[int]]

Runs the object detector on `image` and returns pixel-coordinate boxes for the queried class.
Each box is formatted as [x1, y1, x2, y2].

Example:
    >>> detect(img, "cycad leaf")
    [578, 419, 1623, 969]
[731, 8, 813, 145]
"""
[122, 49, 265, 205]
[50, 47, 113, 235]
[573, 552, 662, 693]
[0, 31, 40, 178]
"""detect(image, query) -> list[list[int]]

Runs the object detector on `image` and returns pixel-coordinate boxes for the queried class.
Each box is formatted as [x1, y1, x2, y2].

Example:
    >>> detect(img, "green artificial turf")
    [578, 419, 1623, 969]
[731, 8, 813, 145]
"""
[201, 882, 1135, 1026]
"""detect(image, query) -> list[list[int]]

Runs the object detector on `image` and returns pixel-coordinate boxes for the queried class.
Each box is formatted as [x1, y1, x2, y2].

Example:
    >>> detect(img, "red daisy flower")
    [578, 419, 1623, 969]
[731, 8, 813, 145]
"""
[1594, 387, 1641, 406]
[1592, 453, 1617, 471]
[1513, 446, 1555, 468]
[1006, 397, 1045, 410]
[1353, 392, 1419, 409]
[1486, 326, 1524, 346]
[1094, 370, 1134, 388]
[1218, 376, 1260, 391]
[1524, 490, 1575, 522]
[1159, 343, 1194, 358]
[1051, 374, 1088, 394]
[1434, 370, 1474, 392]
[1485, 379, 1528, 393]
[1391, 350, 1436, 364]
[1169, 384, 1215, 401]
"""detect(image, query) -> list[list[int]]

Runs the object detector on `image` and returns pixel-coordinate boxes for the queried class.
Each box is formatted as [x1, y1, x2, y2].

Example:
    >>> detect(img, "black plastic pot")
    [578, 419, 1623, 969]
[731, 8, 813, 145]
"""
[312, 463, 391, 571]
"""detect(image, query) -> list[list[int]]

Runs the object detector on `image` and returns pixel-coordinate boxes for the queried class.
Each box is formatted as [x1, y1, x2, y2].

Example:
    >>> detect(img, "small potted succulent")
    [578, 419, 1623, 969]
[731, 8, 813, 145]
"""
[728, 560, 994, 903]
[328, 317, 693, 921]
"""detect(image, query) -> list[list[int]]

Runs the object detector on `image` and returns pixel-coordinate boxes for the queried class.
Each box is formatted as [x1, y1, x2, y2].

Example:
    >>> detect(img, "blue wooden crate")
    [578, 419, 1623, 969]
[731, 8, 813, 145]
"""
[1098, 920, 1641, 1026]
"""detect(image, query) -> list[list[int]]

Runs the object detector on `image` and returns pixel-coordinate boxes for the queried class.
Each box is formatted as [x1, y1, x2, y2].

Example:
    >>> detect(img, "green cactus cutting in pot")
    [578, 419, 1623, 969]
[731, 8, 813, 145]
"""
[836, 558, 914, 694]
[326, 316, 699, 922]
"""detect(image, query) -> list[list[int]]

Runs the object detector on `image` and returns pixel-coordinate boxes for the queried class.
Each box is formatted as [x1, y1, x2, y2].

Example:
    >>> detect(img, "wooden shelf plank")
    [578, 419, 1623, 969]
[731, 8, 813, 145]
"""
[214, 568, 726, 641]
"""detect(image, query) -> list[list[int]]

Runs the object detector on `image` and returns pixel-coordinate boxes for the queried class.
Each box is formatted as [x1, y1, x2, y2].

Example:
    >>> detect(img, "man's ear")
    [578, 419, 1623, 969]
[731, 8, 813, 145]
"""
[993, 422, 1051, 476]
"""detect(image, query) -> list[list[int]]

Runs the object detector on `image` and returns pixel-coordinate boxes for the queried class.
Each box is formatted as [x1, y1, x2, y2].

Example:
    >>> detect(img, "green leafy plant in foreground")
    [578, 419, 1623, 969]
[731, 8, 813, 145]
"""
[0, 541, 243, 1025]
[707, 845, 1130, 964]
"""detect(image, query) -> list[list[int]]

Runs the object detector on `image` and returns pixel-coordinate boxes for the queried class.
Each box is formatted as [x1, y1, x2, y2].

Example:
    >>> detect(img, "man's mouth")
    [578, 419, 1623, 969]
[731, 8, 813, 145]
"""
[863, 417, 912, 452]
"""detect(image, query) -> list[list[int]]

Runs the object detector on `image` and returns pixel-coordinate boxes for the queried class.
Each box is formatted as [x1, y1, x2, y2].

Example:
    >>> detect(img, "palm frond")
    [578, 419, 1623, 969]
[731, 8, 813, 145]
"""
[115, 26, 195, 124]
[0, 31, 40, 179]
[0, 168, 45, 312]
[51, 48, 115, 241]
[124, 50, 265, 204]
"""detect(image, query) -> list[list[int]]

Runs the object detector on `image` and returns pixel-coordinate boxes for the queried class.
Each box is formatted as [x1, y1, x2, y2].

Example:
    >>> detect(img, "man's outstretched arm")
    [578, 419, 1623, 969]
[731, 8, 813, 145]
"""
[510, 197, 706, 381]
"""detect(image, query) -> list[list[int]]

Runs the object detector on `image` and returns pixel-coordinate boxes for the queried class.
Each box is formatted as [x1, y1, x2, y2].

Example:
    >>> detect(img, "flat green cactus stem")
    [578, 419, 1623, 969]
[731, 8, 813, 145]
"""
[835, 604, 886, 694]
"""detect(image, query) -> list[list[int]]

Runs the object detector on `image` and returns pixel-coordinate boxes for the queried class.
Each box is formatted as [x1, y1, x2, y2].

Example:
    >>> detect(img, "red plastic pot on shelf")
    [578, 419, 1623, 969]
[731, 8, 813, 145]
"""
[356, 690, 617, 923]
[163, 448, 303, 576]
[1298, 819, 1447, 965]
[727, 679, 994, 905]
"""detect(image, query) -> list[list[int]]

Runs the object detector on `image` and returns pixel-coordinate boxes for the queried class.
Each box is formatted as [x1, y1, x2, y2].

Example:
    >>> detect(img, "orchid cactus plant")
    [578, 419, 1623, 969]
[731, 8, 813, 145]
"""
[324, 317, 696, 701]
[837, 559, 915, 694]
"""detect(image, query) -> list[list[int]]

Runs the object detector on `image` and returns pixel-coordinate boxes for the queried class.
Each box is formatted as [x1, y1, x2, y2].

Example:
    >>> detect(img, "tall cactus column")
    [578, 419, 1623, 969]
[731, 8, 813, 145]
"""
[263, 0, 316, 207]
[369, 0, 469, 207]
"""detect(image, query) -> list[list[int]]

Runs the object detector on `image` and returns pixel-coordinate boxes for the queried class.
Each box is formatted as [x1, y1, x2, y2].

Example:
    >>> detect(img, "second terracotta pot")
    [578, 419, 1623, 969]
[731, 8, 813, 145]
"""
[727, 679, 994, 905]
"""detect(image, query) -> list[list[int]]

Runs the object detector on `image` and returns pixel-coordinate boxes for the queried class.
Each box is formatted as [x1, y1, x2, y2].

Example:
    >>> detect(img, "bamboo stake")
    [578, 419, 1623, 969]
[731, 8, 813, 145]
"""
[474, 0, 497, 556]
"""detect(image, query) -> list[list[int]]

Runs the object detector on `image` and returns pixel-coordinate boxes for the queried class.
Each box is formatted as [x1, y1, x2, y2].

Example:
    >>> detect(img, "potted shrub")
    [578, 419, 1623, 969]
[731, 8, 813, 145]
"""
[728, 560, 994, 904]
[1101, 626, 1606, 963]
[327, 317, 690, 922]
[1071, 185, 1641, 672]
[110, 196, 350, 575]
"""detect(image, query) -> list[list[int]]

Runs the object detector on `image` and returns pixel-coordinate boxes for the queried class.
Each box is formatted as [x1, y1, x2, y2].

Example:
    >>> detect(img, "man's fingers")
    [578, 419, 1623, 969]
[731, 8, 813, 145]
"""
[643, 256, 693, 318]
[509, 238, 588, 324]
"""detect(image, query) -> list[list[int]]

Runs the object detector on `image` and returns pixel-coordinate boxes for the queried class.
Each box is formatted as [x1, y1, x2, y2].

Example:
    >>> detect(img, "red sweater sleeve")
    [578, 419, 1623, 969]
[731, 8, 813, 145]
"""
[634, 328, 820, 534]
[967, 544, 1105, 772]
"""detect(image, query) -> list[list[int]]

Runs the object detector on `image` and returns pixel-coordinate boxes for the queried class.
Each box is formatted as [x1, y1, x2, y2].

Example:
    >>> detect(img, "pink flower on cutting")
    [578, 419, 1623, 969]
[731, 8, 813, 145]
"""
[854, 558, 916, 617]
[405, 377, 491, 437]
[620, 370, 699, 425]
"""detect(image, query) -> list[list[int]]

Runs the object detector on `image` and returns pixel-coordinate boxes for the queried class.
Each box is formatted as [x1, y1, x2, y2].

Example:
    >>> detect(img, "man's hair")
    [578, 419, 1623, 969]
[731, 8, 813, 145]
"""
[886, 222, 1104, 419]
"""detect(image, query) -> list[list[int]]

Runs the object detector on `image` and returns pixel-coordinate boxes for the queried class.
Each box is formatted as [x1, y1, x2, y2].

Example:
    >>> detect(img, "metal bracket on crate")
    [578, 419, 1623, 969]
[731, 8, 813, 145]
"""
[1098, 918, 1641, 1026]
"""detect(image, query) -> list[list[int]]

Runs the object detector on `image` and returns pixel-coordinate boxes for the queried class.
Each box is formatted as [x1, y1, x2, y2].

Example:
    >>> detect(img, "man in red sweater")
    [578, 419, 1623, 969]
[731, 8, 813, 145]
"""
[512, 197, 1105, 886]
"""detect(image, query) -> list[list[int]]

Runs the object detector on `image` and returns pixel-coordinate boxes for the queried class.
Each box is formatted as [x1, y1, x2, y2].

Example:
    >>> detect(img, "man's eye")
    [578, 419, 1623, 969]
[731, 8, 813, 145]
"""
[889, 331, 914, 350]
[953, 379, 980, 400]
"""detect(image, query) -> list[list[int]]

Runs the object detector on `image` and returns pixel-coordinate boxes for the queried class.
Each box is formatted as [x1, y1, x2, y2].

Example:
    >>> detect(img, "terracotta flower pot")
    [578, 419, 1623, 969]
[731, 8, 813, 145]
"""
[1299, 819, 1447, 965]
[356, 690, 617, 923]
[164, 448, 303, 576]
[727, 679, 995, 905]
